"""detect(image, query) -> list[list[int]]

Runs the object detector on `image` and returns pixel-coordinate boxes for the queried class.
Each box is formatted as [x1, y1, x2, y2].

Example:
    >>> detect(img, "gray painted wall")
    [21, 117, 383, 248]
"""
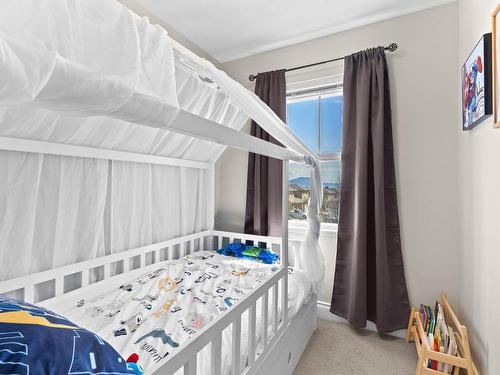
[458, 0, 500, 372]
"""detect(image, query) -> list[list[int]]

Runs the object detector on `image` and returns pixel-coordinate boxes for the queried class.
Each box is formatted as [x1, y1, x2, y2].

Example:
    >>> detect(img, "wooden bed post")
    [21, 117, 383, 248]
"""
[282, 160, 289, 325]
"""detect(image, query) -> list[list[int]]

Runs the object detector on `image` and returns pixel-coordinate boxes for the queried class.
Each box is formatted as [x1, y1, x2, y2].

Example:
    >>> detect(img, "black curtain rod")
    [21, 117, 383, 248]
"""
[248, 43, 398, 81]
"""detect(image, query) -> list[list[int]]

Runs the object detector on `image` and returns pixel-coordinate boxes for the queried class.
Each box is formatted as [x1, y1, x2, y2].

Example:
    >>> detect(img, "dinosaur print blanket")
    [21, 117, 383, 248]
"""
[59, 251, 311, 373]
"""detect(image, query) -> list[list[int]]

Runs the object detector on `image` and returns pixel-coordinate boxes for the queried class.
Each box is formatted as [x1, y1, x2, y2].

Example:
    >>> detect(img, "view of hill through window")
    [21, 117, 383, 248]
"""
[287, 92, 342, 223]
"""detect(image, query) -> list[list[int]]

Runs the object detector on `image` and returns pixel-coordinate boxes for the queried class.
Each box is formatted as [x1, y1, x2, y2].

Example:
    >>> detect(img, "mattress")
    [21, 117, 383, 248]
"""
[53, 251, 312, 373]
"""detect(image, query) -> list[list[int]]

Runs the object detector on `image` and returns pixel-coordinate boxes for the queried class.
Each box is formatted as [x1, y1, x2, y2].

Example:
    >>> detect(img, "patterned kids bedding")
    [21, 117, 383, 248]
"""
[57, 251, 312, 373]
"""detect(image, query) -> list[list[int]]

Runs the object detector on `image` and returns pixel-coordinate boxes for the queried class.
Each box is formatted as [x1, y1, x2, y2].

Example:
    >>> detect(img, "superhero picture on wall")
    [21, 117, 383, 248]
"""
[462, 33, 492, 130]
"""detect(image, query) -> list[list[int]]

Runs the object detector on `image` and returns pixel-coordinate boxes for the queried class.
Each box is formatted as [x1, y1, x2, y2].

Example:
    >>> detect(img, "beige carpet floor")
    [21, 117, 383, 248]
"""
[294, 319, 417, 375]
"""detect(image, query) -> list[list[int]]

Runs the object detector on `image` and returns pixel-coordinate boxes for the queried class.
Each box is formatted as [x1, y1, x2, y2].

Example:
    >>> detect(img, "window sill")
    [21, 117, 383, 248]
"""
[288, 220, 337, 239]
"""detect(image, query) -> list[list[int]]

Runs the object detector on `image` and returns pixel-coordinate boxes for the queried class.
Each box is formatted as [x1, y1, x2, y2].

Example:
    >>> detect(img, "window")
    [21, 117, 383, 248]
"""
[287, 86, 342, 224]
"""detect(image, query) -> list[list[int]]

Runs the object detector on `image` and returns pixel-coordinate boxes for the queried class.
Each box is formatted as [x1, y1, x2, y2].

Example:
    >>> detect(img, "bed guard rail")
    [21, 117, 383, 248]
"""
[0, 229, 300, 374]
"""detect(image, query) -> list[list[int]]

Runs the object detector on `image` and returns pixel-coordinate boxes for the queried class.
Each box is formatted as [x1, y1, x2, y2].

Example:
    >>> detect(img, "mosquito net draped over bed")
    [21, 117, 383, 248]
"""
[0, 0, 324, 285]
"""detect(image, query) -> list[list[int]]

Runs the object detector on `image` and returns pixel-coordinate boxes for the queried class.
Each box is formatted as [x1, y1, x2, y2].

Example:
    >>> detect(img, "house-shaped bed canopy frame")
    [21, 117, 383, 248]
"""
[0, 1, 324, 374]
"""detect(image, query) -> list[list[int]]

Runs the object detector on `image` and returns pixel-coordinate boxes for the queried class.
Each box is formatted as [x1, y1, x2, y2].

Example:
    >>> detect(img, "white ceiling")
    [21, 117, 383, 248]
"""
[137, 0, 454, 62]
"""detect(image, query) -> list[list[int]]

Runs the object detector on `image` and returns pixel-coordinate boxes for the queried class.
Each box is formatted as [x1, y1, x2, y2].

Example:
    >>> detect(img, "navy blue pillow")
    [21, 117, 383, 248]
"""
[0, 296, 137, 374]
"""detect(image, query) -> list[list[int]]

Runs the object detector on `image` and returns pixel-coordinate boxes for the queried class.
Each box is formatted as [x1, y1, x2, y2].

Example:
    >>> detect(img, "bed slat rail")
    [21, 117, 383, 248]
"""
[211, 332, 223, 375]
[0, 230, 213, 303]
[0, 229, 293, 375]
[149, 267, 288, 374]
[262, 290, 269, 347]
[146, 230, 291, 375]
[232, 314, 242, 374]
[205, 229, 298, 375]
[248, 301, 257, 366]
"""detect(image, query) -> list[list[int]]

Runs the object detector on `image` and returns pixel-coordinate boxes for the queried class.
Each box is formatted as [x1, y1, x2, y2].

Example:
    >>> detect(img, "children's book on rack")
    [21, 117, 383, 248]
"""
[417, 301, 458, 372]
[406, 293, 478, 375]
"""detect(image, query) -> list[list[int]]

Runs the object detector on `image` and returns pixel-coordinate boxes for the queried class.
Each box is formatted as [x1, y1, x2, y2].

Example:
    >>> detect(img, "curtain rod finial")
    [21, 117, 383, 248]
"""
[387, 43, 398, 52]
[249, 74, 257, 81]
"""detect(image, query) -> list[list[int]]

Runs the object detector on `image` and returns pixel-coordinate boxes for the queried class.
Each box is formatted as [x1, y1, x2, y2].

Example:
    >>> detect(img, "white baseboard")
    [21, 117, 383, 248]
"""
[316, 301, 406, 339]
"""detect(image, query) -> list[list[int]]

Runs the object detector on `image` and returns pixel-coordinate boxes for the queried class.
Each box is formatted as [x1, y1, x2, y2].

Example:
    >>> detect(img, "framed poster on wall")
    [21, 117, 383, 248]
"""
[492, 4, 500, 128]
[461, 33, 492, 131]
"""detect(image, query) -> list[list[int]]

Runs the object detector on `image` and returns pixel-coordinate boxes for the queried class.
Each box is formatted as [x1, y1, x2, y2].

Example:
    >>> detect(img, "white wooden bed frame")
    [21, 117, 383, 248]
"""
[0, 229, 317, 375]
[0, 27, 319, 375]
[0, 119, 319, 375]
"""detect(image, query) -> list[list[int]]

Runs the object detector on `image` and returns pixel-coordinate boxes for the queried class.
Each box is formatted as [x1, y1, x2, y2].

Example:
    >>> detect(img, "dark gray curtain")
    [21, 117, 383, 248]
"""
[330, 48, 410, 333]
[244, 70, 286, 236]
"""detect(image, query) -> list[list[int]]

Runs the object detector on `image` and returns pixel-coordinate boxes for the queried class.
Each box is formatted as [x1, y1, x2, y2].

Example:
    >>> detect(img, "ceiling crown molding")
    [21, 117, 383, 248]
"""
[218, 0, 456, 62]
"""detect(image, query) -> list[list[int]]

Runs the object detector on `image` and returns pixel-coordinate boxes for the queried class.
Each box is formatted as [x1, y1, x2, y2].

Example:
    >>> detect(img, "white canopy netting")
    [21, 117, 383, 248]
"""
[0, 0, 324, 284]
